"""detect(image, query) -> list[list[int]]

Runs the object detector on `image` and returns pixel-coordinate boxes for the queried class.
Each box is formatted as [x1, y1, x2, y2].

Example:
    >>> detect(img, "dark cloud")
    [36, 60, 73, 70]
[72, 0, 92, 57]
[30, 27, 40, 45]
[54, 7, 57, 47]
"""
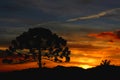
[0, 27, 28, 46]
[0, 18, 45, 25]
[116, 30, 120, 39]
[5, 0, 118, 17]
[0, 0, 58, 25]
[0, 0, 23, 11]
[80, 0, 95, 4]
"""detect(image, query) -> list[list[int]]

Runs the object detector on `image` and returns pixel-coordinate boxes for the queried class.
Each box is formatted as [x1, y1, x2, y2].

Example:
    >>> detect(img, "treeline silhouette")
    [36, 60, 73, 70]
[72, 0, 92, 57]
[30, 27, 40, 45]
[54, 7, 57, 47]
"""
[0, 64, 120, 80]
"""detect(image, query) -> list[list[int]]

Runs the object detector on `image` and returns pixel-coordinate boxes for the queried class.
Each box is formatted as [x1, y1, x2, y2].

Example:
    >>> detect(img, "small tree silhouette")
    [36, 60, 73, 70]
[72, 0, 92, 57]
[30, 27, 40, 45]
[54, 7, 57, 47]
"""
[100, 59, 111, 66]
[10, 27, 71, 69]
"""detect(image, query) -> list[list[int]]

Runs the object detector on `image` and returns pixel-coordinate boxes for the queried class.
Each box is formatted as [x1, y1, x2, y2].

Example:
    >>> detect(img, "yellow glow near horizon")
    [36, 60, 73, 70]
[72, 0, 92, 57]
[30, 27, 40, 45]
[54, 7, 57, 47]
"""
[79, 65, 93, 69]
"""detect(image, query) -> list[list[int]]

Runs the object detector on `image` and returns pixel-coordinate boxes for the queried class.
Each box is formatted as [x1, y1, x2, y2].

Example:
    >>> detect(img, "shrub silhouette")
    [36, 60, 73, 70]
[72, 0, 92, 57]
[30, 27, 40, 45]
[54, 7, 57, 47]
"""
[100, 59, 111, 66]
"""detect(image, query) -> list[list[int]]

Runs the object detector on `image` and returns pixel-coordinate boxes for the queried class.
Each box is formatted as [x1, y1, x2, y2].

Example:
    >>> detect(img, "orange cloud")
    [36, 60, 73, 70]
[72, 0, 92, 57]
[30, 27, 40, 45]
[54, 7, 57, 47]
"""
[88, 30, 120, 42]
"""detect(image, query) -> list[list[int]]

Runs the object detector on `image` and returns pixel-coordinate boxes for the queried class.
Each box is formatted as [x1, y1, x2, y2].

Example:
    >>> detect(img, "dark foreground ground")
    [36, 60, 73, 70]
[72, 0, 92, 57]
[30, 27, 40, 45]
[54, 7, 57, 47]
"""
[0, 65, 120, 80]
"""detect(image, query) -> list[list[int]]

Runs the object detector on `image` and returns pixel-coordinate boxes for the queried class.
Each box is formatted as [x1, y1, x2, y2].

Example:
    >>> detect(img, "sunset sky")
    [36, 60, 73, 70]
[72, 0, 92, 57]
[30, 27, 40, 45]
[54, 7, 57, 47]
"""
[0, 0, 120, 69]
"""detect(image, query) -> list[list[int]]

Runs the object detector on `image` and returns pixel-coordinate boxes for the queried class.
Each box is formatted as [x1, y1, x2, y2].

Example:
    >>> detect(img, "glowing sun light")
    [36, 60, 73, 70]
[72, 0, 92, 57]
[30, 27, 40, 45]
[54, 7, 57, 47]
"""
[80, 65, 93, 69]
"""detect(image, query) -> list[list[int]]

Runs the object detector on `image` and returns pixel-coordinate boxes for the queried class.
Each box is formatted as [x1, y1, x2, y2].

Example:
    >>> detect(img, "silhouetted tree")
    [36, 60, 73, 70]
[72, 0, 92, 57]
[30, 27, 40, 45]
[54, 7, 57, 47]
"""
[10, 27, 70, 68]
[100, 59, 111, 66]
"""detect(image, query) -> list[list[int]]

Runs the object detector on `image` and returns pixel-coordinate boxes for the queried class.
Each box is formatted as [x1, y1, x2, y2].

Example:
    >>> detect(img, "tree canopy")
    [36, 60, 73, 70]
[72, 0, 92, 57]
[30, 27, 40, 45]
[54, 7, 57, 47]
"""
[9, 27, 71, 68]
[11, 27, 67, 49]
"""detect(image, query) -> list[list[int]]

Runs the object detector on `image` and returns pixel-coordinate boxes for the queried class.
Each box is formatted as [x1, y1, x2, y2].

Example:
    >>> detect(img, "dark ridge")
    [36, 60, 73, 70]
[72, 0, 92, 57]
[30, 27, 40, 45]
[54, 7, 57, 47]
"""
[0, 65, 120, 80]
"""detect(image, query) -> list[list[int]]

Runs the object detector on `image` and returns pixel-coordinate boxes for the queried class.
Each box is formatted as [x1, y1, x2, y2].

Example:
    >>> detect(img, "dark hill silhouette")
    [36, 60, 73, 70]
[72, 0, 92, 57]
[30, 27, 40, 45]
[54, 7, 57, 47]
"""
[0, 65, 120, 80]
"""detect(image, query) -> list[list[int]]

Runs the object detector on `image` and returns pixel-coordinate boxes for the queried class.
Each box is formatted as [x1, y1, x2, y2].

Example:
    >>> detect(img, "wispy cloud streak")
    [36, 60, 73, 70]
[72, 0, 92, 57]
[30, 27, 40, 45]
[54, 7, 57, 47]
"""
[67, 8, 120, 22]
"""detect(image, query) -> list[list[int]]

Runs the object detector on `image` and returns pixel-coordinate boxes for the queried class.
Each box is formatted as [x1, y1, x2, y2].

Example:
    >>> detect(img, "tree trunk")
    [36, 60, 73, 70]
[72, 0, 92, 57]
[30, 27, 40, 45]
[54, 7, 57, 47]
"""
[38, 49, 42, 69]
